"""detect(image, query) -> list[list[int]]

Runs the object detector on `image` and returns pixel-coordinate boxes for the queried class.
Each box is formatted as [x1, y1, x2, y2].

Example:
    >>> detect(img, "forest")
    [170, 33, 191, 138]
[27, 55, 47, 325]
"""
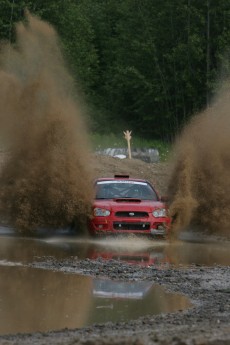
[1, 0, 230, 141]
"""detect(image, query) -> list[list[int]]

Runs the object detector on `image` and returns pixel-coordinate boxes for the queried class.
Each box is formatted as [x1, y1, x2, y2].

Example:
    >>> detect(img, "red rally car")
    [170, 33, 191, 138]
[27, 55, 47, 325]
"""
[89, 175, 171, 237]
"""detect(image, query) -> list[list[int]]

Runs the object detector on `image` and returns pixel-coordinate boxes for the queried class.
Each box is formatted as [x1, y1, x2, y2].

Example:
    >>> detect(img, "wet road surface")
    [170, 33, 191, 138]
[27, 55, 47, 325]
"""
[0, 265, 191, 335]
[0, 226, 229, 335]
[0, 226, 229, 267]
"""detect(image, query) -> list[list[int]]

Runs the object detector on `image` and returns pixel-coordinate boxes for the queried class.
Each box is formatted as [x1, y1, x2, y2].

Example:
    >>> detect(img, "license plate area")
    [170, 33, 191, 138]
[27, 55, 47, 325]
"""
[113, 222, 150, 230]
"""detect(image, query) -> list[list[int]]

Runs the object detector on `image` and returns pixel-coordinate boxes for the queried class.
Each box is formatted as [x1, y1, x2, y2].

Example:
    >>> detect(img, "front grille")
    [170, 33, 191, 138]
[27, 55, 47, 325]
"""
[113, 222, 150, 230]
[115, 211, 149, 218]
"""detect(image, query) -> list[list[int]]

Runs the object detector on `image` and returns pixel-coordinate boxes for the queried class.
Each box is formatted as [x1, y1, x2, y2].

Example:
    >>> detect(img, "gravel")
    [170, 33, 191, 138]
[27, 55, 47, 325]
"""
[0, 253, 229, 345]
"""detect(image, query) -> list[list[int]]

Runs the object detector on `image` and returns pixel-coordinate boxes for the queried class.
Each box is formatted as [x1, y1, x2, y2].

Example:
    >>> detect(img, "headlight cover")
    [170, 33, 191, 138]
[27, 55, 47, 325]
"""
[94, 208, 111, 217]
[152, 208, 167, 218]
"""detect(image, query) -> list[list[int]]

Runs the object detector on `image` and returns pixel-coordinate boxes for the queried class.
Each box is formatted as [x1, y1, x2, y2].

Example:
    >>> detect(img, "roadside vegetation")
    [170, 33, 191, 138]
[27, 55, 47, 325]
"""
[1, 0, 230, 142]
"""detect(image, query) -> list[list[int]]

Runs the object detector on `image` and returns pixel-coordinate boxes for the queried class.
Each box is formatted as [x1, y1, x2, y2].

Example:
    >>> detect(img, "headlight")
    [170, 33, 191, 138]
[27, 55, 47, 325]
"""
[94, 208, 111, 217]
[152, 208, 167, 217]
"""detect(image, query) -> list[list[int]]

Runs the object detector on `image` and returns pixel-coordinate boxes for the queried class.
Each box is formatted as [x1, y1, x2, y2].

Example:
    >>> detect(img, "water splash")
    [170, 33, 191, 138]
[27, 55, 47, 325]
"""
[0, 13, 93, 233]
[168, 88, 230, 237]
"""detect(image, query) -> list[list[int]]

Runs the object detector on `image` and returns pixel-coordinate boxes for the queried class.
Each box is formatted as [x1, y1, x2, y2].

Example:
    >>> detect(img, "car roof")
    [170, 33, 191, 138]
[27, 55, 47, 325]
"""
[95, 175, 149, 183]
[94, 175, 159, 197]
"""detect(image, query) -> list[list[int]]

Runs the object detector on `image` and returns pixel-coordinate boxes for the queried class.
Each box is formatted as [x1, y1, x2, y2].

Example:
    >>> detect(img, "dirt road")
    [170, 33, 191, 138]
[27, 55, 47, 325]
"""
[0, 156, 229, 345]
[89, 154, 170, 195]
[1, 254, 229, 345]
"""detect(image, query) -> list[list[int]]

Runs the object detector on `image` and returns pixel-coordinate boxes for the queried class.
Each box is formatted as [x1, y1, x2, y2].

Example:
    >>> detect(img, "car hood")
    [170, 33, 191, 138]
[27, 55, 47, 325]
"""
[93, 199, 166, 212]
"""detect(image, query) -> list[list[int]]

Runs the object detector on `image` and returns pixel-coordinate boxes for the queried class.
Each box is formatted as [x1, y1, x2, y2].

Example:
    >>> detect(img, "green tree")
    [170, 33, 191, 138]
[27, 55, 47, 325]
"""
[2, 0, 230, 139]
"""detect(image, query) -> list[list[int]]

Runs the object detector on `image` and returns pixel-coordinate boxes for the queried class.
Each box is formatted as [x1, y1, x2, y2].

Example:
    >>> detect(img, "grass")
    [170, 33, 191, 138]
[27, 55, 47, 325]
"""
[90, 133, 171, 162]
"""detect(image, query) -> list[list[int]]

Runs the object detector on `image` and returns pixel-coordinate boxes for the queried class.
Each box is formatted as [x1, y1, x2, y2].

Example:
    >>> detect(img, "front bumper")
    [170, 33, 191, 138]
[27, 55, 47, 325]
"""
[89, 216, 170, 236]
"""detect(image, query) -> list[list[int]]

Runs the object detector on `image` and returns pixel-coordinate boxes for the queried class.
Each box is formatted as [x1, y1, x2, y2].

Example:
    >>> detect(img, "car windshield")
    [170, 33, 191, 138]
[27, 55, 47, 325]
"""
[95, 180, 158, 200]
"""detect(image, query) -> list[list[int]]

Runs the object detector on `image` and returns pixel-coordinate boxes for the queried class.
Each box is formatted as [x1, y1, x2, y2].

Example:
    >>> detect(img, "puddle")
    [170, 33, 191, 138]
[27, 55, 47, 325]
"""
[0, 229, 228, 335]
[0, 230, 229, 267]
[0, 266, 191, 335]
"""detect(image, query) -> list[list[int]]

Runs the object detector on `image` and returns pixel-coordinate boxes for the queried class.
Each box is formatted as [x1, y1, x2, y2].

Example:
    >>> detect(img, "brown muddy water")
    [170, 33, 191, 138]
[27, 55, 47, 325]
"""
[0, 266, 191, 335]
[0, 12, 93, 232]
[0, 227, 229, 267]
[0, 229, 229, 335]
[168, 87, 230, 237]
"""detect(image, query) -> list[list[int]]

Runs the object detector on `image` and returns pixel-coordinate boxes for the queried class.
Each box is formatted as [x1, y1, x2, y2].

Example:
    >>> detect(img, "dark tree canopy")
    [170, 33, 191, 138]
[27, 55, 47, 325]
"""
[1, 0, 230, 140]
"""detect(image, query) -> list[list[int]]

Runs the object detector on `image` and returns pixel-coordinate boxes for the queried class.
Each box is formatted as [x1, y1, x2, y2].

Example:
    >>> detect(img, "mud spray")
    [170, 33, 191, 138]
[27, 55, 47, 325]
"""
[0, 13, 93, 233]
[168, 87, 230, 237]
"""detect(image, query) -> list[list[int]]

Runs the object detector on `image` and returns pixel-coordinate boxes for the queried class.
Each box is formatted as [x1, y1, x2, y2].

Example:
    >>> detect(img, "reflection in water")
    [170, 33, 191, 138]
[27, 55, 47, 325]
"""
[0, 231, 229, 267]
[85, 237, 230, 267]
[0, 230, 227, 335]
[93, 280, 153, 299]
[88, 247, 168, 266]
[0, 266, 191, 335]
[91, 279, 191, 325]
